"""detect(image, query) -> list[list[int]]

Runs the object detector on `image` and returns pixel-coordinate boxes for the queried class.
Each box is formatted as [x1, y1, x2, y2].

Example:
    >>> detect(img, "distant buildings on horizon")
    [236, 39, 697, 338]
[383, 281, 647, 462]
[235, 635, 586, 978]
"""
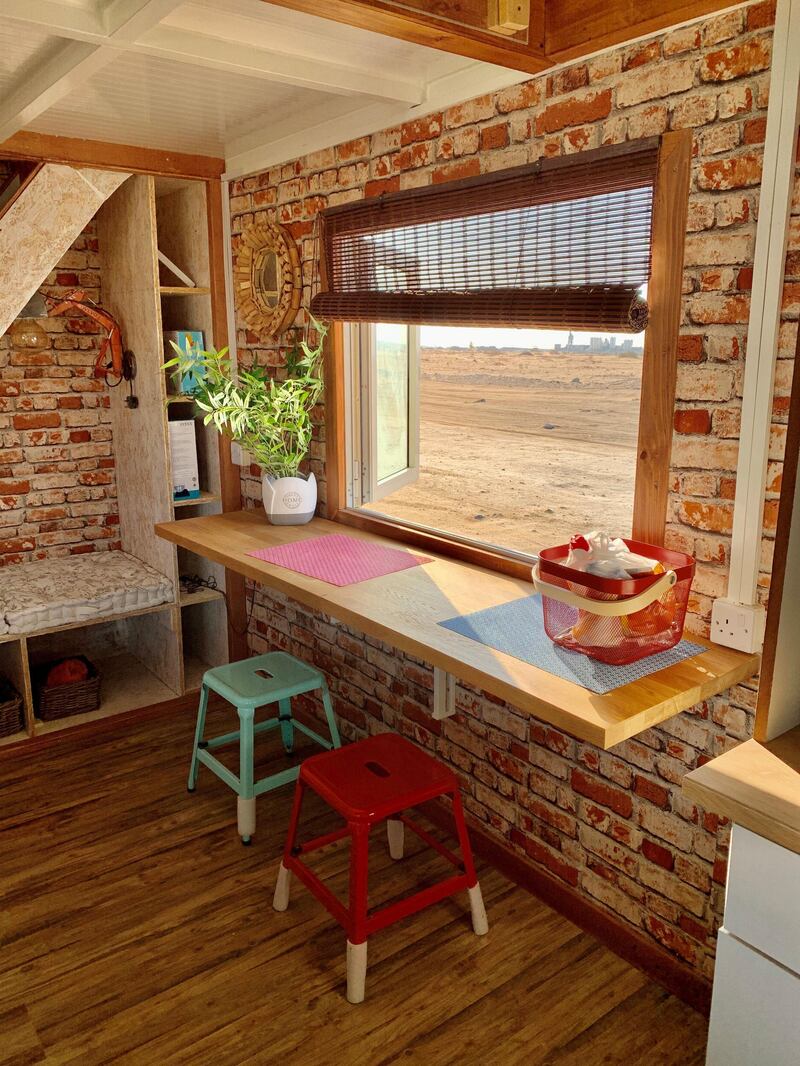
[553, 331, 643, 355]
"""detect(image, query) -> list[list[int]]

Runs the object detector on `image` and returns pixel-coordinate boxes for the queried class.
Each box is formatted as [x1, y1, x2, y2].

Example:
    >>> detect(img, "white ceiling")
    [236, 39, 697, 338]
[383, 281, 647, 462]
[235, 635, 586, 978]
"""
[0, 0, 526, 176]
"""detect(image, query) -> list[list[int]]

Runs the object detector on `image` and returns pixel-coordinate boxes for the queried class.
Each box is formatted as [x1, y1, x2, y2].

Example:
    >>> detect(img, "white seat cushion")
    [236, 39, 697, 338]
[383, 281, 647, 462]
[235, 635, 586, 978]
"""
[0, 552, 174, 635]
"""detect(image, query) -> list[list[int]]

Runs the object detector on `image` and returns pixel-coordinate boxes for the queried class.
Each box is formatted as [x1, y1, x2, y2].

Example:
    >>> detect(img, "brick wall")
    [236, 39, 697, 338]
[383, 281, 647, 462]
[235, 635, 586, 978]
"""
[0, 220, 119, 565]
[229, 0, 797, 980]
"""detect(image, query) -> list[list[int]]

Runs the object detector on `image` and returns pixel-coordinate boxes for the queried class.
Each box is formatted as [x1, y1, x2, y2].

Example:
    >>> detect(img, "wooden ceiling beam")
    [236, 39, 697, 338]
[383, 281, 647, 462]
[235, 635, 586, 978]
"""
[544, 0, 735, 62]
[262, 0, 550, 75]
[0, 131, 224, 180]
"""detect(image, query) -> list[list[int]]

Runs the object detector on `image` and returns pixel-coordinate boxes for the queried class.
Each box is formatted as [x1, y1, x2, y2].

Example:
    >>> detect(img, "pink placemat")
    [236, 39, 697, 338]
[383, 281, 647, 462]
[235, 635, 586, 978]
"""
[247, 534, 432, 586]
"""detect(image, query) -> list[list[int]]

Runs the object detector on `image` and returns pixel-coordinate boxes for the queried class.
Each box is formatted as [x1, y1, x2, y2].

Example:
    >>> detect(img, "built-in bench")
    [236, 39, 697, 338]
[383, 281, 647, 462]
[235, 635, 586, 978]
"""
[0, 551, 173, 636]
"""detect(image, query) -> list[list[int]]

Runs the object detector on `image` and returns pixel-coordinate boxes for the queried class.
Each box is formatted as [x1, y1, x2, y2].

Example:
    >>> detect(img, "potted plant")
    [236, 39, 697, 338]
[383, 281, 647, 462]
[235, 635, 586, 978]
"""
[163, 319, 326, 525]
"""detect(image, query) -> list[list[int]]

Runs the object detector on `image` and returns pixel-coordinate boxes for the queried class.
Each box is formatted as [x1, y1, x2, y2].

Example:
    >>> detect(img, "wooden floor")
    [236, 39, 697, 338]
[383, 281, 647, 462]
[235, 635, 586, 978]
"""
[0, 699, 709, 1065]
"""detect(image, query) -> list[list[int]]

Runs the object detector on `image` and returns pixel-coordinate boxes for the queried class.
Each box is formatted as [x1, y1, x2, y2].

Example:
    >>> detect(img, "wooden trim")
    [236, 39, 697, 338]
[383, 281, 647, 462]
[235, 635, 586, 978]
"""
[264, 0, 549, 74]
[336, 507, 534, 580]
[424, 797, 713, 1015]
[632, 129, 693, 545]
[545, 0, 732, 61]
[206, 177, 249, 661]
[0, 131, 224, 180]
[0, 161, 44, 222]
[324, 320, 348, 520]
[325, 131, 689, 567]
[755, 323, 800, 741]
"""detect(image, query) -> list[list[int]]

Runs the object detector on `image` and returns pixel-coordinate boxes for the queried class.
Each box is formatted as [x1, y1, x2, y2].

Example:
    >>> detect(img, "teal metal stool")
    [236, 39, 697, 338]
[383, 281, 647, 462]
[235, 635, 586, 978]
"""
[187, 651, 341, 844]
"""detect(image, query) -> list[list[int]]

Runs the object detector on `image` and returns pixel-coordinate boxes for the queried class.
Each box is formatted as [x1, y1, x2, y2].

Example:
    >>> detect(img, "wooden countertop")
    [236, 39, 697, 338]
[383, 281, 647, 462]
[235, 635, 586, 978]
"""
[684, 726, 800, 854]
[156, 510, 759, 750]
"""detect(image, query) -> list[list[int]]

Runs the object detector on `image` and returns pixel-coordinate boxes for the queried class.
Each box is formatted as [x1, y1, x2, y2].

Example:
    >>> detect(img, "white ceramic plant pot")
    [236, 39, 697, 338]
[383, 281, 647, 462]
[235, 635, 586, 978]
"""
[262, 472, 317, 525]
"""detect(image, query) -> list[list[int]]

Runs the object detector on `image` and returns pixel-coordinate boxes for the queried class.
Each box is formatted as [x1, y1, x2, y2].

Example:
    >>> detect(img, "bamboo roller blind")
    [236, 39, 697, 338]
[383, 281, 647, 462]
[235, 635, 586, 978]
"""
[311, 141, 660, 332]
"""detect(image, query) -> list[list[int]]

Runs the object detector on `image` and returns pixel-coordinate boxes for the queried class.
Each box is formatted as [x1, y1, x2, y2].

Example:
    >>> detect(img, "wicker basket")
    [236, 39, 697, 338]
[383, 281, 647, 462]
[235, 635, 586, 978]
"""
[35, 656, 101, 721]
[0, 675, 24, 737]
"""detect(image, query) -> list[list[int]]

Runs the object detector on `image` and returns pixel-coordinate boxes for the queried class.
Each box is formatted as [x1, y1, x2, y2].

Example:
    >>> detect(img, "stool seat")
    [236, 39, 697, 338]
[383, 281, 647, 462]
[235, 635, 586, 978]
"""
[302, 733, 457, 821]
[204, 651, 326, 707]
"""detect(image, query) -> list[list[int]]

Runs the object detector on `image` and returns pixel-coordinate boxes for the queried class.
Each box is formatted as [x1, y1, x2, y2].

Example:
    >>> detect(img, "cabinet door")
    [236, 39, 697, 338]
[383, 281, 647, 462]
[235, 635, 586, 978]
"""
[707, 930, 800, 1066]
[726, 824, 800, 974]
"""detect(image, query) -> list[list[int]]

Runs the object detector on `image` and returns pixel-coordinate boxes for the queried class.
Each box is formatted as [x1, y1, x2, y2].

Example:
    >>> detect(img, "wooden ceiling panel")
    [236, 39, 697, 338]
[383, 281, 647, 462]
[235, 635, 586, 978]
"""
[264, 0, 549, 73]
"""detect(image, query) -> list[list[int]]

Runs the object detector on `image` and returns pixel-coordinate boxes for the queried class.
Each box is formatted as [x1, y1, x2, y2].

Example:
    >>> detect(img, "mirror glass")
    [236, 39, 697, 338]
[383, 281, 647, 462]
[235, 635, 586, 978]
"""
[256, 250, 280, 309]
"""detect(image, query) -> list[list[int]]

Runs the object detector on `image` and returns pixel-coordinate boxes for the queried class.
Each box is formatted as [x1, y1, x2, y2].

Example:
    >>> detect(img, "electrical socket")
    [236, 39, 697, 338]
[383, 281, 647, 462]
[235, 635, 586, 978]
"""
[710, 598, 766, 653]
[230, 442, 248, 467]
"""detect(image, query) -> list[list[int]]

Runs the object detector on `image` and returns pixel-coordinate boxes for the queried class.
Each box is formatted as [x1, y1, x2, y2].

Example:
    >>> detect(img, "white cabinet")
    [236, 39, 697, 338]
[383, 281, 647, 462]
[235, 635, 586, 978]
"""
[707, 825, 800, 1065]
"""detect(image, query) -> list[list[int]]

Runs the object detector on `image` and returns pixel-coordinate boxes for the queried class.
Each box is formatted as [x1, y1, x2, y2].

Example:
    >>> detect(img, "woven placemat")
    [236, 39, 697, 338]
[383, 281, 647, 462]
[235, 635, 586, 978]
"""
[439, 595, 705, 695]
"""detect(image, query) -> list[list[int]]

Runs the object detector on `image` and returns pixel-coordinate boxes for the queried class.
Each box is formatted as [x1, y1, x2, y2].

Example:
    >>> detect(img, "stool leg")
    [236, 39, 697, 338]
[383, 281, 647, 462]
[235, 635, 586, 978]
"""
[346, 941, 367, 1006]
[320, 682, 342, 749]
[273, 862, 292, 911]
[278, 697, 294, 755]
[237, 706, 255, 845]
[387, 818, 404, 860]
[187, 683, 209, 792]
[273, 779, 305, 912]
[452, 789, 488, 936]
[347, 822, 370, 1004]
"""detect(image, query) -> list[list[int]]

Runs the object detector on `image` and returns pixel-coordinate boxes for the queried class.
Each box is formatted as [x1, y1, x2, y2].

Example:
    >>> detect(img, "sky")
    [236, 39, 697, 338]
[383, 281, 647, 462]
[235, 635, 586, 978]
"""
[419, 326, 646, 348]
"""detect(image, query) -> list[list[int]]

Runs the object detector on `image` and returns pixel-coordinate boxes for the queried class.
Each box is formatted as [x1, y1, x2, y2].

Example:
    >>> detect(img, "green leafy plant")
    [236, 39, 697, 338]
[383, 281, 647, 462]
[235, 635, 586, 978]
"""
[162, 318, 327, 479]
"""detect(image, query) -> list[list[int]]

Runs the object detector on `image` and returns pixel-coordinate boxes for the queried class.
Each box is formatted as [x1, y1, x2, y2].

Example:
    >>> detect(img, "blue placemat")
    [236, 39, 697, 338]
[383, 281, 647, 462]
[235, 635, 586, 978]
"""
[439, 595, 705, 694]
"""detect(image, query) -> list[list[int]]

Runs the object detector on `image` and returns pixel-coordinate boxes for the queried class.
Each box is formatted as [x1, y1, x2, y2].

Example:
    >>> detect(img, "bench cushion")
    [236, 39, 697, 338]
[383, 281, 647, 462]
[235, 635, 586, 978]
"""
[0, 551, 173, 635]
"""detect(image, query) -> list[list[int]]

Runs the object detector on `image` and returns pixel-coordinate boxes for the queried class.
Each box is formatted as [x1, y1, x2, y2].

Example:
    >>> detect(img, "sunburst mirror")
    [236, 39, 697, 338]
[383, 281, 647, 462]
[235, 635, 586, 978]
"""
[234, 221, 302, 337]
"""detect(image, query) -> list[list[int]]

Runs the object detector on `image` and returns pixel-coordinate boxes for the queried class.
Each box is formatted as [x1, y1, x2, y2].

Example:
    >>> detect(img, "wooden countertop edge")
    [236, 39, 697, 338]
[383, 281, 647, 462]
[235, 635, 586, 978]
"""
[156, 512, 759, 750]
[683, 730, 800, 855]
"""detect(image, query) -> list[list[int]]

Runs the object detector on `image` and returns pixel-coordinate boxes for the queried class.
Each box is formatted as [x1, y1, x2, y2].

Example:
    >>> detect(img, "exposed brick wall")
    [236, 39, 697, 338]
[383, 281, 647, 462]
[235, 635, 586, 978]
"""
[0, 223, 119, 565]
[229, 1, 796, 980]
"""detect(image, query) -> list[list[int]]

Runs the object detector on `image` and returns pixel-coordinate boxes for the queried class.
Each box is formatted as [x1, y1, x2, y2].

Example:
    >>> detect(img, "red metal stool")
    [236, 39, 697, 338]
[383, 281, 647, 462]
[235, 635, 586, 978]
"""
[272, 732, 488, 1003]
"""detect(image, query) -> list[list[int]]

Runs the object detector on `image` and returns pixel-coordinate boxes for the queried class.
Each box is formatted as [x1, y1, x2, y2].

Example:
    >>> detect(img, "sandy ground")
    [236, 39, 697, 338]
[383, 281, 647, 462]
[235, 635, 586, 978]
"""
[364, 347, 643, 555]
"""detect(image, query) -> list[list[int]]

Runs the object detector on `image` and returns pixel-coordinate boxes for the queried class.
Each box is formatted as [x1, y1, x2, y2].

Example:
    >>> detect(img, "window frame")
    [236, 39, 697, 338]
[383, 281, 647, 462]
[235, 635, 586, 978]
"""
[324, 130, 693, 580]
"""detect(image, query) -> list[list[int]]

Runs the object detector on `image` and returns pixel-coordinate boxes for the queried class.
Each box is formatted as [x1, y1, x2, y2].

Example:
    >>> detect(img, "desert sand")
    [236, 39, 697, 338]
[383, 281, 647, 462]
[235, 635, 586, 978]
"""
[364, 346, 643, 556]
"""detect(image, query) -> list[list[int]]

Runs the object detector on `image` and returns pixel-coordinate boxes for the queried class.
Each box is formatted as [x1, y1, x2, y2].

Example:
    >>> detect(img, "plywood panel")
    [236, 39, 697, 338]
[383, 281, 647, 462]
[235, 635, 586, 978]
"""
[155, 182, 212, 293]
[0, 164, 128, 335]
[0, 638, 32, 739]
[126, 606, 183, 695]
[97, 175, 177, 585]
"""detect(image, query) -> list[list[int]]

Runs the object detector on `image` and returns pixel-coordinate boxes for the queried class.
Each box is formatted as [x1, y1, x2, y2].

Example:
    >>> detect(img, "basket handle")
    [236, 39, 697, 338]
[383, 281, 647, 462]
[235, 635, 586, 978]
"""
[531, 564, 677, 617]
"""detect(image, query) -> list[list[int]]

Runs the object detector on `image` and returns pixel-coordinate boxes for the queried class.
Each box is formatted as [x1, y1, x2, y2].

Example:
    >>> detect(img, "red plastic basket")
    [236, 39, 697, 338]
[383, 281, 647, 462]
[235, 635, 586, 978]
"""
[532, 539, 695, 665]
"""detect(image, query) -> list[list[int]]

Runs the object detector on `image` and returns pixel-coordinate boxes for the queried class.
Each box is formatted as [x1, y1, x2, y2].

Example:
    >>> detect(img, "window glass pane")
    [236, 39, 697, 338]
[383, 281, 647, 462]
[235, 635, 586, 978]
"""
[375, 323, 410, 482]
[363, 323, 644, 555]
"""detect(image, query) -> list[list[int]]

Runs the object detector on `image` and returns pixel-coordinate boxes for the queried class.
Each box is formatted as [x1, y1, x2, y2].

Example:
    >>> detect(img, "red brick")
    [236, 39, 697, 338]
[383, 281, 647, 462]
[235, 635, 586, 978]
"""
[642, 838, 675, 870]
[480, 122, 509, 151]
[519, 835, 579, 886]
[747, 0, 776, 29]
[743, 117, 767, 144]
[364, 177, 400, 198]
[677, 335, 704, 363]
[401, 113, 442, 145]
[571, 768, 633, 818]
[12, 413, 61, 430]
[535, 89, 612, 135]
[432, 159, 481, 184]
[624, 41, 661, 69]
[698, 153, 763, 191]
[701, 37, 772, 82]
[634, 775, 670, 809]
[645, 916, 698, 964]
[678, 501, 734, 534]
[674, 409, 712, 435]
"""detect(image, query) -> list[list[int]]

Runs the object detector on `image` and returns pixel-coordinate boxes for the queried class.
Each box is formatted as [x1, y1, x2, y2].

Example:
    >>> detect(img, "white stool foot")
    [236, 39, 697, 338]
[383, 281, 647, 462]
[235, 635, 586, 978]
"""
[237, 796, 256, 839]
[346, 940, 368, 1004]
[468, 883, 488, 936]
[387, 818, 404, 860]
[273, 862, 292, 912]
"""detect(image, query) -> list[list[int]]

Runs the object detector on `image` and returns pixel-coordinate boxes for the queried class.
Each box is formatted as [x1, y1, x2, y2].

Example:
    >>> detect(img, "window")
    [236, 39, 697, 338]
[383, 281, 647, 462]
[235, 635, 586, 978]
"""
[345, 322, 645, 556]
[321, 133, 693, 573]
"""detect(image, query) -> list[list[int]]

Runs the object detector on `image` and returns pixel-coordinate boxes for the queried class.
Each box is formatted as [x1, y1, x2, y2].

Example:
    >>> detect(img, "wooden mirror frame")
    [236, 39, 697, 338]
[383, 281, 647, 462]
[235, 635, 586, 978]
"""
[235, 221, 302, 337]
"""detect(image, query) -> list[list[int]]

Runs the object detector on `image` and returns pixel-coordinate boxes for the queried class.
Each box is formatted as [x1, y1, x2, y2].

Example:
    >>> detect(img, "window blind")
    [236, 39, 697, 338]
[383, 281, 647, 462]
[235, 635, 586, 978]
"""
[311, 140, 660, 332]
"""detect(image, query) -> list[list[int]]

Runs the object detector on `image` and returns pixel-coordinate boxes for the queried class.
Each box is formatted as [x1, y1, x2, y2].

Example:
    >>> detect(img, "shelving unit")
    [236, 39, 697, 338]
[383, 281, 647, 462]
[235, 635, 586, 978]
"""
[0, 170, 246, 750]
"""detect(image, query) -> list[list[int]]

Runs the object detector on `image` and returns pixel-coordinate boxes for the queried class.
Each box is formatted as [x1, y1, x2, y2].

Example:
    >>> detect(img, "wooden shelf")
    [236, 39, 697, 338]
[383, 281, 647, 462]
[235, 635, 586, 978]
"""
[174, 490, 220, 509]
[156, 510, 760, 750]
[33, 650, 179, 735]
[183, 653, 212, 692]
[0, 728, 29, 749]
[159, 285, 211, 296]
[179, 586, 224, 607]
[0, 602, 176, 646]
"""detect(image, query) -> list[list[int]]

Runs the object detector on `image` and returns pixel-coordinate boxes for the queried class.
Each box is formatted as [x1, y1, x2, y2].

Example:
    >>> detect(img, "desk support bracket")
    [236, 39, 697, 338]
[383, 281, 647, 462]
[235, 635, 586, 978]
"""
[433, 668, 456, 720]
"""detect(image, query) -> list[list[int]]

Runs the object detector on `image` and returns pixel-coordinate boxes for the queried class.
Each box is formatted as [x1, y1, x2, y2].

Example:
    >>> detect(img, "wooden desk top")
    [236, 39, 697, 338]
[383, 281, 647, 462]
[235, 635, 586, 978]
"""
[156, 510, 759, 750]
[684, 726, 800, 854]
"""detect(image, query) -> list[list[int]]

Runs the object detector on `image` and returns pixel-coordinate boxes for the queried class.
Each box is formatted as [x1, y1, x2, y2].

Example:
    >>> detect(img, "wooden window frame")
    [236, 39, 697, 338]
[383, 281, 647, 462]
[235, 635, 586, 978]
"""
[324, 129, 693, 581]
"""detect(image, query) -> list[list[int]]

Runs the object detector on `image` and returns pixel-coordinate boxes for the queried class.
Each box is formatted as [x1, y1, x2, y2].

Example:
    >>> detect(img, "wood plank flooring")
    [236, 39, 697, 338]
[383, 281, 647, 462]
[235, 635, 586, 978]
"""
[0, 699, 709, 1065]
